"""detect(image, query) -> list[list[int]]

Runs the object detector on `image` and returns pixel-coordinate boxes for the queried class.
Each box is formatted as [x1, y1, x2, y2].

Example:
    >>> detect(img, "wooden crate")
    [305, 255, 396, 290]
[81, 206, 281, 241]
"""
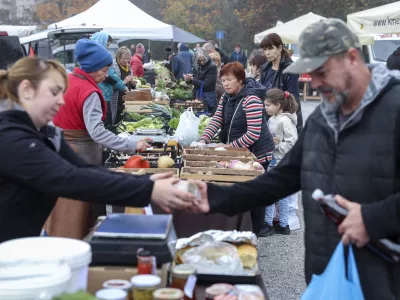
[111, 168, 179, 177]
[180, 167, 261, 182]
[125, 100, 169, 113]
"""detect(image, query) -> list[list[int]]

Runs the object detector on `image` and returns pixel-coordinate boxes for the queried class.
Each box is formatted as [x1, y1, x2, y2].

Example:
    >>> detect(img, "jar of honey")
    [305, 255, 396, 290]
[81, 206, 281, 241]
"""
[170, 264, 197, 300]
[131, 274, 161, 300]
[154, 288, 184, 300]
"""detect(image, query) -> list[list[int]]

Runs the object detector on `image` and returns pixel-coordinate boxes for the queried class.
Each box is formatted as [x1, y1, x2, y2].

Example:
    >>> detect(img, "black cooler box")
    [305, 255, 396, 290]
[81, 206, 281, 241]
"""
[87, 214, 177, 266]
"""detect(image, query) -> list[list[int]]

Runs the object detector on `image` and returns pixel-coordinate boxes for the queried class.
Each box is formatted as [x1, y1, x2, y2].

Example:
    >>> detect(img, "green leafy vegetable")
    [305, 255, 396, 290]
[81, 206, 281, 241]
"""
[122, 117, 164, 132]
[168, 118, 180, 130]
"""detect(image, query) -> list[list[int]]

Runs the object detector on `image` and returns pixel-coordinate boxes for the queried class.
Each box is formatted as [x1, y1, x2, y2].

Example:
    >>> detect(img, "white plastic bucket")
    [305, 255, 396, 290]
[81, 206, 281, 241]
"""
[0, 237, 92, 293]
[0, 262, 71, 299]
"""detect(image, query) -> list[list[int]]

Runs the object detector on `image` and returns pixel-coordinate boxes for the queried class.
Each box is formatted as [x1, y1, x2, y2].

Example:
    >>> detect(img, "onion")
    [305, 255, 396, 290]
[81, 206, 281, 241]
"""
[253, 162, 265, 172]
[244, 161, 256, 170]
[215, 147, 227, 151]
[216, 161, 228, 168]
[228, 160, 247, 170]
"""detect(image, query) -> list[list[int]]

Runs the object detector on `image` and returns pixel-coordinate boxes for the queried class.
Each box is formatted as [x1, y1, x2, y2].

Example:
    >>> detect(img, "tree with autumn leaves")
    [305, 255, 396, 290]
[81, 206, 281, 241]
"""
[36, 0, 98, 25]
[34, 0, 395, 51]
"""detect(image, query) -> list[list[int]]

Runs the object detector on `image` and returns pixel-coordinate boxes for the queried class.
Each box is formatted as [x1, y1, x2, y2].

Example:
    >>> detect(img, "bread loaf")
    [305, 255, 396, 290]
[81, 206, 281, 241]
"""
[237, 244, 258, 269]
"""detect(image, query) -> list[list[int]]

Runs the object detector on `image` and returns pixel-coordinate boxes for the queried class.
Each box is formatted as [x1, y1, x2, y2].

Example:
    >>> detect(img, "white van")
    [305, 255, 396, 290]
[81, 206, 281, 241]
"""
[362, 34, 400, 64]
[53, 42, 119, 72]
[288, 34, 400, 65]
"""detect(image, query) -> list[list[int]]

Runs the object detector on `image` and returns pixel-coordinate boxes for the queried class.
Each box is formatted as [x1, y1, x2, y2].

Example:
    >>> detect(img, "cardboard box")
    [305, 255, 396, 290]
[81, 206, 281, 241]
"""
[87, 264, 170, 294]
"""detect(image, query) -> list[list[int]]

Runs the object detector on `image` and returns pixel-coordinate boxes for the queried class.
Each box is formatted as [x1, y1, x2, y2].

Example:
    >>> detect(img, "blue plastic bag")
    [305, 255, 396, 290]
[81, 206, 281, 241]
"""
[301, 241, 365, 300]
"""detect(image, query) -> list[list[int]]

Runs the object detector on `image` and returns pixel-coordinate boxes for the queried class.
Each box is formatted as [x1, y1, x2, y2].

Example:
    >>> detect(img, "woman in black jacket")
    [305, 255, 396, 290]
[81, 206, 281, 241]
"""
[184, 49, 217, 114]
[260, 33, 303, 134]
[199, 62, 275, 235]
[0, 57, 196, 243]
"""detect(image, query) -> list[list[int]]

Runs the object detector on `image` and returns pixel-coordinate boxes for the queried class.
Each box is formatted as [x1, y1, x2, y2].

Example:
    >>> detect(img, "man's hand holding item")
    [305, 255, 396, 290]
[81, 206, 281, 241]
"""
[150, 174, 197, 213]
[336, 195, 370, 248]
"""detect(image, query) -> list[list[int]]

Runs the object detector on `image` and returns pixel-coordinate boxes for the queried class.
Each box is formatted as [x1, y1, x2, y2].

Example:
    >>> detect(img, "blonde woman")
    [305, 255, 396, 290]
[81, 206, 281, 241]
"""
[209, 52, 224, 103]
[111, 46, 135, 125]
[0, 57, 198, 242]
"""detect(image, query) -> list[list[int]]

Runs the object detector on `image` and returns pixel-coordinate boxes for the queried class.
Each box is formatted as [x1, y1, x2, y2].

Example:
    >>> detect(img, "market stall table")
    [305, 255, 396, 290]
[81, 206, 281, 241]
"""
[299, 74, 321, 102]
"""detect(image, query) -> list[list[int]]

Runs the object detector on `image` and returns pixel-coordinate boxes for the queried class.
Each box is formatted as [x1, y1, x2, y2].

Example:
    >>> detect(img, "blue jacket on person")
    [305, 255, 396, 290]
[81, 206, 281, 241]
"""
[99, 67, 126, 102]
[90, 31, 126, 101]
[230, 51, 247, 68]
[177, 44, 193, 76]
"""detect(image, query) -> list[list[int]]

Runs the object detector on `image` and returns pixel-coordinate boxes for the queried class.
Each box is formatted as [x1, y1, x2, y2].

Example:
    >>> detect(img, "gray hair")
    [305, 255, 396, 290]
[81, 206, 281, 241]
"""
[202, 42, 215, 53]
[116, 46, 131, 62]
[193, 48, 211, 66]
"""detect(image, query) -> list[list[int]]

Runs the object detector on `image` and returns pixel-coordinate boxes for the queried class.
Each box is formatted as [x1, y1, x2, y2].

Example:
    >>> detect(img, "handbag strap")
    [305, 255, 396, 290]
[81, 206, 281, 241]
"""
[196, 81, 204, 99]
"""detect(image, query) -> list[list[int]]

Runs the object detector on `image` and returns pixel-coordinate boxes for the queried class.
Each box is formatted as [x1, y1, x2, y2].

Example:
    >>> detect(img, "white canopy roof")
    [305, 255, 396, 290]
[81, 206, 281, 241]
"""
[347, 2, 400, 35]
[0, 25, 37, 37]
[254, 13, 325, 44]
[48, 0, 172, 40]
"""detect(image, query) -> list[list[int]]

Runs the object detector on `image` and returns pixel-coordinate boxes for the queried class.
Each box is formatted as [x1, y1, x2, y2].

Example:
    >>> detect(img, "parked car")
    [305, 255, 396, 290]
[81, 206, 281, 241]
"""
[0, 31, 25, 70]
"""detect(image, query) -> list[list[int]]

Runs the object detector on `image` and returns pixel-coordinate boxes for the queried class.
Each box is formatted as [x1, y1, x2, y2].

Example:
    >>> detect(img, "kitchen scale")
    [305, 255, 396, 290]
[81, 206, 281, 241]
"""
[133, 128, 166, 147]
[87, 214, 177, 266]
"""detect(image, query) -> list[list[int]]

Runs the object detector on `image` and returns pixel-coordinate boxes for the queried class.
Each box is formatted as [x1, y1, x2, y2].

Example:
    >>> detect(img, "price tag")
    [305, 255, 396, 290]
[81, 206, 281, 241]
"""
[184, 275, 197, 299]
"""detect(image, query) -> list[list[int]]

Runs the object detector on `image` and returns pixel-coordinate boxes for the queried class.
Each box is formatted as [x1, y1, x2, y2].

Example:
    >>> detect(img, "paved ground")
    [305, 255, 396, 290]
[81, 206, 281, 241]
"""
[259, 100, 320, 300]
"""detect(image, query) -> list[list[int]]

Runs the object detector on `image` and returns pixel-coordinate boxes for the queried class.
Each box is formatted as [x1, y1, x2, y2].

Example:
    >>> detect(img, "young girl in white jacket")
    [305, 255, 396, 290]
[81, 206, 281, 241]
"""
[259, 88, 299, 237]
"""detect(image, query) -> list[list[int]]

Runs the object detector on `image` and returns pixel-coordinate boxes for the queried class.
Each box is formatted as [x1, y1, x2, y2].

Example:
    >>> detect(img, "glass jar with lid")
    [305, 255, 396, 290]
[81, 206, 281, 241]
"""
[170, 264, 197, 300]
[131, 274, 161, 300]
[103, 279, 133, 300]
[154, 288, 184, 300]
[137, 249, 155, 275]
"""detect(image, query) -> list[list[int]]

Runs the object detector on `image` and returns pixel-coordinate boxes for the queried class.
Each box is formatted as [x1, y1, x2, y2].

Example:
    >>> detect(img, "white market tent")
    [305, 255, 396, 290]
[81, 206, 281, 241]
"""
[0, 25, 37, 37]
[47, 0, 204, 42]
[347, 1, 400, 35]
[255, 12, 374, 45]
[254, 13, 325, 44]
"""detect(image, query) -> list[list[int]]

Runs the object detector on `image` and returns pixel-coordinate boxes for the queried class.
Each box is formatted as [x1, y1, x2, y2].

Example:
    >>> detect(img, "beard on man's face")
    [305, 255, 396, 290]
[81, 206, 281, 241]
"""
[318, 72, 351, 108]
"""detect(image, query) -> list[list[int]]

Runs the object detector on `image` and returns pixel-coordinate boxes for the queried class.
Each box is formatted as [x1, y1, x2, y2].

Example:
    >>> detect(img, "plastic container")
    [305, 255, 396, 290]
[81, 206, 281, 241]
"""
[0, 237, 91, 293]
[131, 275, 161, 300]
[96, 288, 127, 300]
[103, 280, 132, 300]
[154, 288, 184, 300]
[0, 262, 71, 300]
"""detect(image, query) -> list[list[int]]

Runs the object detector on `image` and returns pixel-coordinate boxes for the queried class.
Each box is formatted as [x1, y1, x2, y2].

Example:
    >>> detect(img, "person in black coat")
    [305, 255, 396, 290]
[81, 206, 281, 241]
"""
[259, 33, 304, 134]
[0, 57, 198, 243]
[189, 19, 400, 300]
[387, 46, 400, 70]
[184, 48, 218, 114]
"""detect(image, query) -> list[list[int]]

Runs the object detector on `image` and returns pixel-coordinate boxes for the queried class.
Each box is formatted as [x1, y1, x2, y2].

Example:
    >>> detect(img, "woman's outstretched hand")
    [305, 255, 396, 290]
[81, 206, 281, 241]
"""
[150, 174, 197, 213]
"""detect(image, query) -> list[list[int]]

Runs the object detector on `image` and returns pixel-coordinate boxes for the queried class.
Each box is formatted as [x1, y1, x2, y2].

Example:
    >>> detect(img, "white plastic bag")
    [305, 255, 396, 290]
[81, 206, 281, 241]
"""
[175, 107, 200, 146]
[180, 242, 243, 275]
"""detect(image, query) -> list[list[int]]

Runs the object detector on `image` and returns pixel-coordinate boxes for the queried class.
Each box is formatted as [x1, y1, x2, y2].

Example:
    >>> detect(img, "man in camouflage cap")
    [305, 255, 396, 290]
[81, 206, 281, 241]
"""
[190, 18, 400, 299]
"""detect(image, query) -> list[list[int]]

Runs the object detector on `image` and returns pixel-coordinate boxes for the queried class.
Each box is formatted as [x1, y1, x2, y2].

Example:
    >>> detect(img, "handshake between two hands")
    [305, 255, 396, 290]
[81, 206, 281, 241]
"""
[149, 172, 210, 214]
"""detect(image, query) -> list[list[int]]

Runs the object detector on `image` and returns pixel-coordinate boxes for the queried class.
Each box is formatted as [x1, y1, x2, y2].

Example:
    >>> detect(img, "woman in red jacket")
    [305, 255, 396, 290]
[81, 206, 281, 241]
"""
[130, 43, 145, 77]
[49, 39, 151, 239]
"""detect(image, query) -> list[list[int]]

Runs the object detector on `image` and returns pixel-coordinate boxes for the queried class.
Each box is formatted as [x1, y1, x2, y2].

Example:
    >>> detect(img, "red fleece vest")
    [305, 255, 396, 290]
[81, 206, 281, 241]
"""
[53, 68, 107, 130]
